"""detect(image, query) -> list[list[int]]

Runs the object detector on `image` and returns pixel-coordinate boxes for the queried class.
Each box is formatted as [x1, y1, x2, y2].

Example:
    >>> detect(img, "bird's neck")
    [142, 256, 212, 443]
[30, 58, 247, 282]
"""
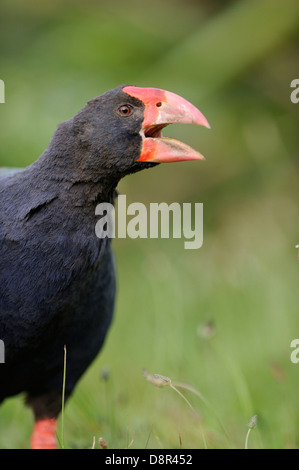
[29, 150, 120, 208]
[27, 118, 122, 207]
[61, 180, 118, 207]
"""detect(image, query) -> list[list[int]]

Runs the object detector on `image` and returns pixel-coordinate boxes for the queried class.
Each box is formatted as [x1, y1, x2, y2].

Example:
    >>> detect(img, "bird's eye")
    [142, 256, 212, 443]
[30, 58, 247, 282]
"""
[119, 105, 132, 116]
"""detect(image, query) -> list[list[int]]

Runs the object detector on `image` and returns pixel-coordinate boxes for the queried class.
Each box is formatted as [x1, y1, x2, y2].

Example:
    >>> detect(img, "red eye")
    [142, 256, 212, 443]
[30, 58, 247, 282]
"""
[119, 105, 131, 115]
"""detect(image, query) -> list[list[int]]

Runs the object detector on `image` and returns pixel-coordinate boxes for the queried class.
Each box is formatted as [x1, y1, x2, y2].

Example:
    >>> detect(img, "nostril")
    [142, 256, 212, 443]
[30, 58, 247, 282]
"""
[156, 102, 162, 107]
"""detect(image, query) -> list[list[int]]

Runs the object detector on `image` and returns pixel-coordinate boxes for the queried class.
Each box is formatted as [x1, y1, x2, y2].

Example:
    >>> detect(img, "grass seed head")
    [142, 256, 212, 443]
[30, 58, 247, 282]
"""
[247, 414, 258, 429]
[143, 368, 172, 387]
[99, 437, 108, 449]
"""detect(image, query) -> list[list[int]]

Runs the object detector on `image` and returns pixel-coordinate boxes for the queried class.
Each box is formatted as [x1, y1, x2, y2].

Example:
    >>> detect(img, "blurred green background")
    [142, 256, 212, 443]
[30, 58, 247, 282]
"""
[0, 0, 298, 449]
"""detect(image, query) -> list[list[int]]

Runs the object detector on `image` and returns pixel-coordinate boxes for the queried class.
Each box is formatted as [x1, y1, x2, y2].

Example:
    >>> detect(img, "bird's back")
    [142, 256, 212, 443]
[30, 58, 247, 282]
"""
[0, 167, 116, 406]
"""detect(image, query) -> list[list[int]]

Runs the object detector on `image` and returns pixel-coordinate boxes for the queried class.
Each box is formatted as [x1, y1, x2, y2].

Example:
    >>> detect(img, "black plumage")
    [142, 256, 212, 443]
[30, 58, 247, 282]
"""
[0, 85, 153, 419]
[0, 84, 208, 447]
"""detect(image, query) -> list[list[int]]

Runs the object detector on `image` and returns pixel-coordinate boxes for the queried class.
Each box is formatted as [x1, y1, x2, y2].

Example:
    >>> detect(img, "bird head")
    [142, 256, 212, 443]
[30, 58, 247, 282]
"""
[46, 85, 209, 189]
[67, 85, 210, 182]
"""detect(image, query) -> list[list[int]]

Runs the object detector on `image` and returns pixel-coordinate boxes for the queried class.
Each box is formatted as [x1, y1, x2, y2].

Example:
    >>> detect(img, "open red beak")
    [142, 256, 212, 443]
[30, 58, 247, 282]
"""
[123, 86, 210, 163]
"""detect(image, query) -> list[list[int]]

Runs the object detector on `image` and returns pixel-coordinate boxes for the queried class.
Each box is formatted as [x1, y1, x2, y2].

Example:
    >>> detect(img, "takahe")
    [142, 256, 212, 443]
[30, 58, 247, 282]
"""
[0, 85, 209, 448]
